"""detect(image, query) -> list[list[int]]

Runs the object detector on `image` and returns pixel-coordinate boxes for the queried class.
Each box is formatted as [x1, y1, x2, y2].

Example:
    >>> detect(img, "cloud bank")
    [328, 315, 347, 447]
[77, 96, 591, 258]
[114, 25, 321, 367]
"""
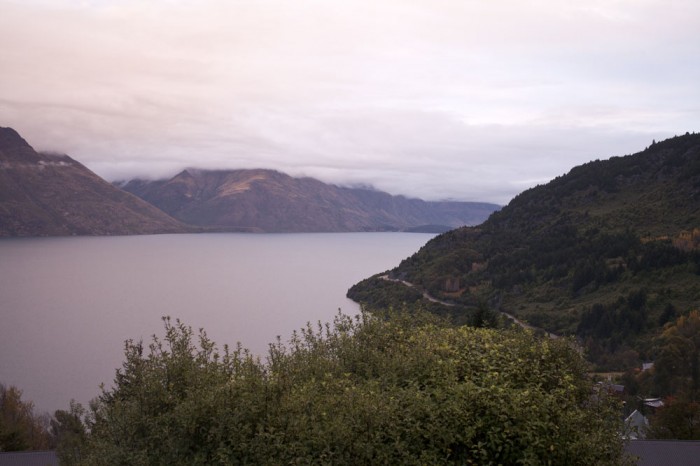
[1, 0, 698, 203]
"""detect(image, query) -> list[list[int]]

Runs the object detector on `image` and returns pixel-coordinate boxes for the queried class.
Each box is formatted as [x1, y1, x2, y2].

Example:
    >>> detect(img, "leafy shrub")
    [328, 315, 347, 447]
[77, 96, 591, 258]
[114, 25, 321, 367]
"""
[78, 314, 629, 465]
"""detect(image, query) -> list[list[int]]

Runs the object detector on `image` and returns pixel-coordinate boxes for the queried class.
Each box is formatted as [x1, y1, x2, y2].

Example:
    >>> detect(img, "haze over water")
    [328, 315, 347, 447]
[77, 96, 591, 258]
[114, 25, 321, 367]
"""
[0, 233, 434, 414]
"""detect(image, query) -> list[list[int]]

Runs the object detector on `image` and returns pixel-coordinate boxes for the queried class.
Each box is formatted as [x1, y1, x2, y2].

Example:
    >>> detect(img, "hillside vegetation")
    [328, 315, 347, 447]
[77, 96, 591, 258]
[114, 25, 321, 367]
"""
[349, 133, 700, 370]
[60, 315, 627, 465]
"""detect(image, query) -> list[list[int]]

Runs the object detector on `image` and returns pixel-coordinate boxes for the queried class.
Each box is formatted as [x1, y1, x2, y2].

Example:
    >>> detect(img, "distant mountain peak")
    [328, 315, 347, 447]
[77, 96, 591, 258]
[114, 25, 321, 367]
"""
[0, 126, 190, 237]
[0, 126, 30, 147]
[1, 126, 500, 235]
[120, 168, 500, 233]
[0, 126, 40, 163]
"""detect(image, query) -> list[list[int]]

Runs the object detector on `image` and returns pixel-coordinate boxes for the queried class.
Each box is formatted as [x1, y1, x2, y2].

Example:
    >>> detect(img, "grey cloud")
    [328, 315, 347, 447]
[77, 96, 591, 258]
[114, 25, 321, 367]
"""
[1, 0, 698, 204]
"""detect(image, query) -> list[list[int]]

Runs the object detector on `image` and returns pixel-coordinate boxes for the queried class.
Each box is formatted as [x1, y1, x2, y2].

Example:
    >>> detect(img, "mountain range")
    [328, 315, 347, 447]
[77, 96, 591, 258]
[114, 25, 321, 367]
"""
[118, 169, 499, 233]
[0, 127, 189, 236]
[349, 132, 700, 370]
[0, 126, 499, 236]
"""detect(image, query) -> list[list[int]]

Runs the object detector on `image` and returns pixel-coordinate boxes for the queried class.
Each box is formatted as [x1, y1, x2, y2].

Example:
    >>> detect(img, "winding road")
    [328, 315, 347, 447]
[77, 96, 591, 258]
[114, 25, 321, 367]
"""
[379, 275, 559, 339]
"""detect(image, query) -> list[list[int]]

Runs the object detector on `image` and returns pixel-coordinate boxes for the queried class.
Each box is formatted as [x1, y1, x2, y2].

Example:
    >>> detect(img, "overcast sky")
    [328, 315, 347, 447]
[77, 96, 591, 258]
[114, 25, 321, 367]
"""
[1, 0, 698, 204]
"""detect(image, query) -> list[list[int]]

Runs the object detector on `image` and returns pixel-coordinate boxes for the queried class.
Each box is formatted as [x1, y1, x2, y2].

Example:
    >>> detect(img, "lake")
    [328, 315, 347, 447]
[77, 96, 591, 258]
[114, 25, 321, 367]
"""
[0, 232, 434, 414]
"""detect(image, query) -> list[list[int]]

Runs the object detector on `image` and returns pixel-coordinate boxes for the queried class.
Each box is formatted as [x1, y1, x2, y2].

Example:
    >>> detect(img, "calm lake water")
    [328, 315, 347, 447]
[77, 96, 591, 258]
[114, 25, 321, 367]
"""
[0, 233, 433, 414]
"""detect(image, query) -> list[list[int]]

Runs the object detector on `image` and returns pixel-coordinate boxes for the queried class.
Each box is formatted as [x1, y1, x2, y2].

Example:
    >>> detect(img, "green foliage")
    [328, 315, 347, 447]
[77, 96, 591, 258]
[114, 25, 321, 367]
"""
[77, 314, 629, 465]
[647, 395, 700, 440]
[52, 401, 87, 465]
[0, 383, 52, 452]
[347, 276, 499, 327]
[652, 310, 700, 396]
[350, 133, 700, 370]
[623, 310, 700, 440]
[347, 276, 425, 311]
[577, 289, 650, 364]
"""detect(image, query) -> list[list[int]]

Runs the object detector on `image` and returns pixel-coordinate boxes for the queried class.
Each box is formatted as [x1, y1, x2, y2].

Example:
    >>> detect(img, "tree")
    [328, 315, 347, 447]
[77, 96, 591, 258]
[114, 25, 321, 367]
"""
[653, 310, 700, 396]
[52, 401, 87, 465]
[658, 303, 677, 326]
[647, 395, 700, 440]
[0, 383, 52, 451]
[78, 314, 631, 465]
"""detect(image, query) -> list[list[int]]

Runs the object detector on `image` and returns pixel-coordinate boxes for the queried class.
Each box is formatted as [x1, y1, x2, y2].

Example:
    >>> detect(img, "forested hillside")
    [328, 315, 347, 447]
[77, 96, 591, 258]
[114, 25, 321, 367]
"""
[349, 133, 700, 370]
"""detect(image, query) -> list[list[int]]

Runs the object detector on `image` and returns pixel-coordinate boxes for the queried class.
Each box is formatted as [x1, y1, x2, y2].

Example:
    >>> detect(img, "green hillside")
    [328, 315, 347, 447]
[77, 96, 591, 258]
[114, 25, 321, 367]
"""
[349, 132, 700, 370]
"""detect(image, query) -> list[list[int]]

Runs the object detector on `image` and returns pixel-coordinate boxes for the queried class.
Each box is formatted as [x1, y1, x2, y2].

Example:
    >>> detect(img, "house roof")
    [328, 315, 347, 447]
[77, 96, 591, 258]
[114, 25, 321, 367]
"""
[626, 440, 700, 466]
[624, 409, 649, 440]
[643, 398, 664, 409]
[0, 451, 58, 466]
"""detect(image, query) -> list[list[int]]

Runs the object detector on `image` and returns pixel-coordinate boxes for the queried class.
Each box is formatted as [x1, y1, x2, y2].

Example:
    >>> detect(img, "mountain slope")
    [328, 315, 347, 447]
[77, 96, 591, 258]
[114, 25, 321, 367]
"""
[119, 169, 499, 233]
[349, 133, 700, 369]
[0, 127, 190, 237]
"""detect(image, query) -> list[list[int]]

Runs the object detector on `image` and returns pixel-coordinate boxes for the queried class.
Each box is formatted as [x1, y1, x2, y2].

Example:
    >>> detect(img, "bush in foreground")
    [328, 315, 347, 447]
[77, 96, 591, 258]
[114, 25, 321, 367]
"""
[76, 313, 628, 465]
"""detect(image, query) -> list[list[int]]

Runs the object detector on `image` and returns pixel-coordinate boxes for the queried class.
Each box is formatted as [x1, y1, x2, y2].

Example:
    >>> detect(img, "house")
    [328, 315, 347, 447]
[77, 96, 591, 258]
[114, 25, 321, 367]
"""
[643, 397, 664, 410]
[596, 381, 625, 397]
[624, 409, 649, 440]
[609, 383, 625, 396]
[0, 451, 58, 466]
[626, 440, 700, 466]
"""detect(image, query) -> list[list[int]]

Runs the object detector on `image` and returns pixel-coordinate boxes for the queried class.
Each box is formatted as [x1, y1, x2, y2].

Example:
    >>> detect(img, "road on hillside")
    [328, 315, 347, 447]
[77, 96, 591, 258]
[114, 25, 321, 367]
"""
[379, 275, 559, 339]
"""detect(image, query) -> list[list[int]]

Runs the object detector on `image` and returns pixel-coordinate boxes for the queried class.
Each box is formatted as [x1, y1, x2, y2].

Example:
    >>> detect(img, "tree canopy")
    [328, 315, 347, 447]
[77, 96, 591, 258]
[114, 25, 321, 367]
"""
[633, 310, 700, 440]
[349, 133, 700, 372]
[74, 313, 629, 465]
[0, 383, 52, 451]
